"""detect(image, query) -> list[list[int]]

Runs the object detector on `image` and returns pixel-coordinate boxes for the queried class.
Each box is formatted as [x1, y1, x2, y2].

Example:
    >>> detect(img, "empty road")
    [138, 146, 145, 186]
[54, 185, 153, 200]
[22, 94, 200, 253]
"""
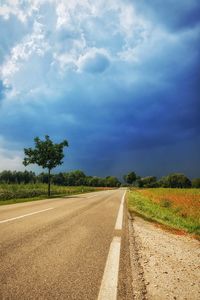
[0, 189, 133, 299]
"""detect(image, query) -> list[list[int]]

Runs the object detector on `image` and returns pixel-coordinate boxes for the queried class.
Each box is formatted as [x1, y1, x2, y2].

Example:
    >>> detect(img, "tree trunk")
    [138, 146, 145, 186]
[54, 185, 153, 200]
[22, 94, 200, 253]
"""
[48, 168, 51, 197]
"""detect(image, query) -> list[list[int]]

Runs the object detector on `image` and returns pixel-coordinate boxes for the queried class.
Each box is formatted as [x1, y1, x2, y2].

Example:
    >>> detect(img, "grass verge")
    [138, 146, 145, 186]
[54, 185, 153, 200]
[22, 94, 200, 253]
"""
[127, 189, 200, 236]
[0, 184, 103, 205]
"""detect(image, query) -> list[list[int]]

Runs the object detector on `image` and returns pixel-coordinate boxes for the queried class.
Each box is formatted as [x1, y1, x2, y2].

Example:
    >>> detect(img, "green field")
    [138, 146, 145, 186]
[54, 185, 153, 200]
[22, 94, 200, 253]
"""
[0, 184, 101, 205]
[127, 188, 200, 235]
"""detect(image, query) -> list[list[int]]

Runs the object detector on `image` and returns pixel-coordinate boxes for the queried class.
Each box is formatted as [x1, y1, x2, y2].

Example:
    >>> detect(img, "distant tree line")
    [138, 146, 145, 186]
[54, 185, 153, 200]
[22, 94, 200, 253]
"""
[0, 170, 199, 188]
[0, 170, 121, 187]
[123, 171, 200, 188]
[0, 170, 36, 184]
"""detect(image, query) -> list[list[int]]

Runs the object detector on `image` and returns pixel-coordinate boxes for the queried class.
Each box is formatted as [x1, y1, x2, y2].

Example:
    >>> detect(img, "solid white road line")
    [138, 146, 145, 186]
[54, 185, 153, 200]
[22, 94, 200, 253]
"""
[98, 236, 121, 300]
[0, 207, 54, 224]
[115, 190, 126, 230]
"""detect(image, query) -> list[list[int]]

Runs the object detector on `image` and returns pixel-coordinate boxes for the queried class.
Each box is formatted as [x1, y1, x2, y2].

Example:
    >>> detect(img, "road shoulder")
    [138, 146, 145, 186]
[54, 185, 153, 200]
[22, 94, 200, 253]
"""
[129, 214, 200, 300]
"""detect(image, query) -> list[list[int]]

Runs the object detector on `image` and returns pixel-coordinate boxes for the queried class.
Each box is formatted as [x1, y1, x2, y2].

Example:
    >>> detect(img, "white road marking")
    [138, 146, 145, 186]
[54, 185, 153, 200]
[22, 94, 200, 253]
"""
[0, 208, 54, 224]
[87, 194, 98, 199]
[87, 191, 111, 198]
[98, 236, 121, 300]
[115, 190, 126, 230]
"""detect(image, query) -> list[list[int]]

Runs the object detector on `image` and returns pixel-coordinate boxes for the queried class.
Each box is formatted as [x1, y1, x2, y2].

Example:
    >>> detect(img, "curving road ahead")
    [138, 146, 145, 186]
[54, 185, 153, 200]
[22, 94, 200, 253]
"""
[0, 189, 133, 300]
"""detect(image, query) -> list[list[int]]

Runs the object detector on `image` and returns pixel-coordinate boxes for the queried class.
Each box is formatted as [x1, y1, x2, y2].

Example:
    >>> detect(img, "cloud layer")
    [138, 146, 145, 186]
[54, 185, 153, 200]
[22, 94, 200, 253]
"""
[0, 0, 199, 177]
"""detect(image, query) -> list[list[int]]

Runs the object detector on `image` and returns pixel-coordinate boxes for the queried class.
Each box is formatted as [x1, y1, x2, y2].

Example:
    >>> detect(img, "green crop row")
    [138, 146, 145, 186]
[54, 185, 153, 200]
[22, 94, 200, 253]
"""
[0, 184, 99, 204]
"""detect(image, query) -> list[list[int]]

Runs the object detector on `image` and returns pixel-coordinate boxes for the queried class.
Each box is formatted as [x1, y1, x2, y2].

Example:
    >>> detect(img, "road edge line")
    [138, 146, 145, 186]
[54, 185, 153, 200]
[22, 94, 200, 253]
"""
[98, 236, 121, 300]
[115, 190, 126, 230]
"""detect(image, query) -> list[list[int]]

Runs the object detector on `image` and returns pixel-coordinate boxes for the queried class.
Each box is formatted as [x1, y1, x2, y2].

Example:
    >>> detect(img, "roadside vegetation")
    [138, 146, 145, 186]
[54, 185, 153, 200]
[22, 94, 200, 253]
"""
[128, 188, 200, 235]
[0, 184, 106, 205]
[123, 171, 200, 188]
[0, 170, 121, 188]
[0, 136, 199, 209]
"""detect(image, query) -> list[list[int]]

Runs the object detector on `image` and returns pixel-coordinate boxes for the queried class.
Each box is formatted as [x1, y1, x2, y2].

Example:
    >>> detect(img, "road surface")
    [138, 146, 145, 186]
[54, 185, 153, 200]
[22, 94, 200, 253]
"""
[0, 189, 132, 300]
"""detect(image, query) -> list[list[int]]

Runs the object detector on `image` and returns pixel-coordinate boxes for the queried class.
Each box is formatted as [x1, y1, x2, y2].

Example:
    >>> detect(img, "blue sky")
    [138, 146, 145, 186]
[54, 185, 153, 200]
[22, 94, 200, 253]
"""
[0, 0, 199, 178]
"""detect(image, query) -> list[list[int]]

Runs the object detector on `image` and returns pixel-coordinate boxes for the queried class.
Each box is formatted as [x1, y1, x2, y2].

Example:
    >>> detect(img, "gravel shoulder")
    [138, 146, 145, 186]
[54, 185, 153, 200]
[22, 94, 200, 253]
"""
[129, 214, 200, 300]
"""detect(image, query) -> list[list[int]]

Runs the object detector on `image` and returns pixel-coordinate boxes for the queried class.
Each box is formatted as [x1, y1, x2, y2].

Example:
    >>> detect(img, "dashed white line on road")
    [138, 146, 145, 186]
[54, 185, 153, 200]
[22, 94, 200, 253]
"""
[0, 207, 54, 224]
[115, 190, 126, 230]
[86, 195, 98, 199]
[98, 236, 121, 300]
[98, 191, 126, 299]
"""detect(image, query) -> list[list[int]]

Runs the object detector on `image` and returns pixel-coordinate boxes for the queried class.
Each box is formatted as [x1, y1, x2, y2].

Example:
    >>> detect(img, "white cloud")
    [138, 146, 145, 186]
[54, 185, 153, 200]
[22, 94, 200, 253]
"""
[56, 2, 70, 29]
[1, 0, 189, 100]
[53, 32, 87, 71]
[0, 1, 26, 22]
[1, 20, 49, 85]
[0, 149, 24, 171]
[55, 0, 94, 29]
[53, 1, 146, 69]
[0, 136, 24, 171]
[0, 0, 42, 22]
[77, 48, 110, 73]
[119, 4, 136, 38]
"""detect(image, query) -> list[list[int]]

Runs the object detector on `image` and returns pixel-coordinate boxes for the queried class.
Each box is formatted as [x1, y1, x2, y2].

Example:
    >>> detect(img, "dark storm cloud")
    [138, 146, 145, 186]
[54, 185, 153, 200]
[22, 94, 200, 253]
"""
[0, 1, 199, 177]
[132, 0, 200, 31]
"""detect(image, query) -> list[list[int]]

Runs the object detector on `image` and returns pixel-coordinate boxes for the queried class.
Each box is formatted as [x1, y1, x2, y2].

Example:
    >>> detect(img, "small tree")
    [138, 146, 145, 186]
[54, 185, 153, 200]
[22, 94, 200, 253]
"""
[105, 176, 121, 187]
[139, 176, 157, 188]
[123, 172, 137, 185]
[23, 135, 68, 196]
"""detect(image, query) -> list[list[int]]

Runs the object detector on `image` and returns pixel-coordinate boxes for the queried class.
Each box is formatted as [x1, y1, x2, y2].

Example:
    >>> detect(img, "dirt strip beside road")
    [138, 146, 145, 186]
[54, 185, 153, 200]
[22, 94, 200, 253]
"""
[129, 215, 200, 300]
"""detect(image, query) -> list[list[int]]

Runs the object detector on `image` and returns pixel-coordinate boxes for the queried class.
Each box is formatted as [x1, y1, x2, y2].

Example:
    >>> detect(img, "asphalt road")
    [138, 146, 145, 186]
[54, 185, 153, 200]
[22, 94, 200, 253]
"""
[0, 189, 132, 300]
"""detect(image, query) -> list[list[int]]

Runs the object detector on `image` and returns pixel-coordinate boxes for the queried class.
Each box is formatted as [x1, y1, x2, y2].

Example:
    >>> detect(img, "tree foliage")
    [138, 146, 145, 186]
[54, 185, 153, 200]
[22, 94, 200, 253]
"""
[0, 168, 197, 190]
[23, 135, 68, 170]
[23, 135, 68, 196]
[0, 170, 36, 184]
[123, 172, 137, 185]
[123, 171, 194, 188]
[0, 170, 121, 187]
[192, 178, 200, 188]
[159, 173, 191, 188]
[137, 176, 157, 188]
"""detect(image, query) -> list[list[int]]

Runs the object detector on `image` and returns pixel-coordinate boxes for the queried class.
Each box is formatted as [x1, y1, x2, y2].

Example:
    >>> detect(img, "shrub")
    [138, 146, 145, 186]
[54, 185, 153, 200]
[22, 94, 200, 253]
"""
[160, 199, 172, 208]
[192, 178, 200, 188]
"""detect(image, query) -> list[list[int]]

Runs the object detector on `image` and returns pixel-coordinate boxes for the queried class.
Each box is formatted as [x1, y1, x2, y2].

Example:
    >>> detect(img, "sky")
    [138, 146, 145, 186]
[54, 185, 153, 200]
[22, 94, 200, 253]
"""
[0, 0, 200, 179]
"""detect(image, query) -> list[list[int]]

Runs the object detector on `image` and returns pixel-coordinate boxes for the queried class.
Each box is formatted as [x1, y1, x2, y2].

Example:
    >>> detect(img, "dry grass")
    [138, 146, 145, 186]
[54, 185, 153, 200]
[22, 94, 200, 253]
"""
[136, 188, 200, 220]
[128, 188, 200, 235]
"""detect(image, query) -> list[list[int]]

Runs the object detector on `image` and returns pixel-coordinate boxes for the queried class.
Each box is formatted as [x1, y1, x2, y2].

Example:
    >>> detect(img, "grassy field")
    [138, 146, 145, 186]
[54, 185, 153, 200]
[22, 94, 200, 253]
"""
[128, 188, 200, 235]
[0, 184, 103, 205]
